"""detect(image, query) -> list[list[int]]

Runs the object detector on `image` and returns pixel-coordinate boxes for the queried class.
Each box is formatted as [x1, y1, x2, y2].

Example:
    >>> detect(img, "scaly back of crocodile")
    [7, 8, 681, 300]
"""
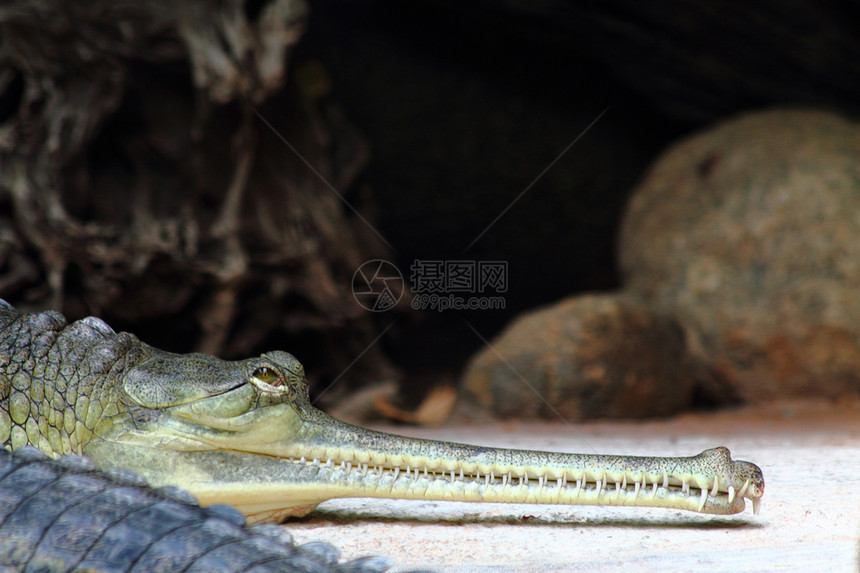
[0, 300, 149, 455]
[0, 447, 399, 573]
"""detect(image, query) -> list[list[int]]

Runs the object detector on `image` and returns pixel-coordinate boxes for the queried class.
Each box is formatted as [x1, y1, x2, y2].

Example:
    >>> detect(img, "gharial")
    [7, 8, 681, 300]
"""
[0, 300, 764, 570]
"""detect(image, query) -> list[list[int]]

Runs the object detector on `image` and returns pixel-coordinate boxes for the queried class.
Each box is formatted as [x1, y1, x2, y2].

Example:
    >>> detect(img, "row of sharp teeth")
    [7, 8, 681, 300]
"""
[281, 455, 754, 511]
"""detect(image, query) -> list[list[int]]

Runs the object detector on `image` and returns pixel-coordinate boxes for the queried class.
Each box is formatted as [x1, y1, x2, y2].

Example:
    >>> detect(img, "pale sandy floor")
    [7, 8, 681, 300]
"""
[286, 399, 860, 572]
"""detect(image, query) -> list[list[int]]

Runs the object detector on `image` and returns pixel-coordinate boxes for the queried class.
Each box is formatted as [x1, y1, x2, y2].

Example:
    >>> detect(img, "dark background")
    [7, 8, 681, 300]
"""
[2, 0, 859, 407]
[294, 0, 860, 400]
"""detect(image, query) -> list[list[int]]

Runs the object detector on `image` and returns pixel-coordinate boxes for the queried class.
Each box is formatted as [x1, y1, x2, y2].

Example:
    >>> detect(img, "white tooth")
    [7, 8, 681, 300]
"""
[503, 473, 508, 487]
[682, 479, 689, 495]
[313, 458, 320, 466]
[662, 471, 668, 488]
[595, 477, 603, 496]
[486, 474, 491, 486]
[651, 482, 659, 499]
[300, 457, 306, 464]
[727, 485, 736, 503]
[710, 476, 719, 497]
[752, 498, 761, 514]
[615, 481, 621, 495]
[538, 476, 545, 489]
[424, 467, 428, 478]
[557, 477, 563, 491]
[621, 475, 627, 489]
[450, 470, 456, 484]
[460, 468, 464, 480]
[698, 487, 708, 512]
[575, 478, 583, 497]
[393, 467, 400, 480]
[737, 478, 750, 499]
[634, 481, 641, 498]
[475, 470, 480, 480]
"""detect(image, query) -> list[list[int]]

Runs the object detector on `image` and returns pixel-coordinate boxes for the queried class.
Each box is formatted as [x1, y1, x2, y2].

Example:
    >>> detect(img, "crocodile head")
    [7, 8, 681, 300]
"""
[82, 348, 764, 523]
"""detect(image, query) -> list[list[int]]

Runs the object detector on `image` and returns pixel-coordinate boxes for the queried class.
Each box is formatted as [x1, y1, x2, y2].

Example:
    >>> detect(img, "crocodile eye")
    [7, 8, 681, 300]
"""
[251, 366, 283, 387]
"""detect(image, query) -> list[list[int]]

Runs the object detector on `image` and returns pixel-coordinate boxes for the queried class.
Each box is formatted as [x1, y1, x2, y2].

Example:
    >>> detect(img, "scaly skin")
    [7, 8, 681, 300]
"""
[0, 301, 764, 523]
[0, 447, 397, 573]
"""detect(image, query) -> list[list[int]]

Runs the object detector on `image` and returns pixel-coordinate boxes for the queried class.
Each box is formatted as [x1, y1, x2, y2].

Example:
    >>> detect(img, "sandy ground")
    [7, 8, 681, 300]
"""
[286, 399, 860, 572]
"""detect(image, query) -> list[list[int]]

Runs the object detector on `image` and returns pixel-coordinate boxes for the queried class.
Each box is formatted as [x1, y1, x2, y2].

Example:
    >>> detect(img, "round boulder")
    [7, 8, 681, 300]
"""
[461, 293, 694, 420]
[620, 108, 860, 402]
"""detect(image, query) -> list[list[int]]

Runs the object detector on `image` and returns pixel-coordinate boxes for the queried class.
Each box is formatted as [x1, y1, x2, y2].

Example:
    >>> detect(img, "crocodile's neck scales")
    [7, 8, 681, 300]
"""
[0, 303, 148, 455]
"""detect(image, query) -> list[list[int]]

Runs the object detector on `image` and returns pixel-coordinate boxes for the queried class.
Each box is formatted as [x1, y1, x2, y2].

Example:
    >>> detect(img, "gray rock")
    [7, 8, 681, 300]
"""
[461, 294, 693, 420]
[619, 108, 860, 402]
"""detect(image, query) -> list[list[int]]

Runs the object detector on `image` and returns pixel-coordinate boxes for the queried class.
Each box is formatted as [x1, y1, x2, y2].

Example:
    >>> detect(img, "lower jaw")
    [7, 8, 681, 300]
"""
[212, 458, 750, 521]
